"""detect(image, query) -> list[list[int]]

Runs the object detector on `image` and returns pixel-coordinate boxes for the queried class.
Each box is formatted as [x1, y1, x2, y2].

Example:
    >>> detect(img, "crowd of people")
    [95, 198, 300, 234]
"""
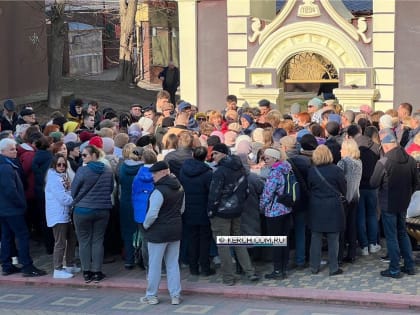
[0, 91, 419, 305]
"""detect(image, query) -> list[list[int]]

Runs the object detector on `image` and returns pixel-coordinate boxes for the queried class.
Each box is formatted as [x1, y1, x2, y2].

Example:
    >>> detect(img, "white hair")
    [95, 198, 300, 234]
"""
[0, 138, 16, 152]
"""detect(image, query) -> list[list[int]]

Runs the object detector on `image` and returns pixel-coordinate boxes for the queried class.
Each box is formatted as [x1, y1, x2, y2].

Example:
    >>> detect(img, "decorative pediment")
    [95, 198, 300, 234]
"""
[248, 0, 371, 45]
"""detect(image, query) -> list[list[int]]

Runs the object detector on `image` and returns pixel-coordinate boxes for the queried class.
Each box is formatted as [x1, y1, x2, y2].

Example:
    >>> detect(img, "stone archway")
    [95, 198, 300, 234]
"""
[240, 21, 372, 109]
[251, 21, 367, 71]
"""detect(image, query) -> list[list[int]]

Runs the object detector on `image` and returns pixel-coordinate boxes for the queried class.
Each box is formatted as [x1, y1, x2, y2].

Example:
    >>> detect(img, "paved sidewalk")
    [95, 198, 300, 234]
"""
[1, 243, 419, 310]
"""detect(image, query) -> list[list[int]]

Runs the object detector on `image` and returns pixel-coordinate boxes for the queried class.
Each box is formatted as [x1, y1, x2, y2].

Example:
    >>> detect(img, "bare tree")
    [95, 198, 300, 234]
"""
[47, 0, 67, 110]
[116, 0, 138, 83]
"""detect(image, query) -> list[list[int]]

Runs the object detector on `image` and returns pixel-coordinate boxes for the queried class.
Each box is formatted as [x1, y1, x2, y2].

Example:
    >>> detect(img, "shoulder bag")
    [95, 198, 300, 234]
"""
[313, 166, 347, 208]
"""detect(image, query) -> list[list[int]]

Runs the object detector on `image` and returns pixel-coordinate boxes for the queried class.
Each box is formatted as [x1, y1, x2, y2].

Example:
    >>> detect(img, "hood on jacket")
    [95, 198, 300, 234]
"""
[272, 160, 292, 174]
[355, 134, 378, 152]
[156, 173, 181, 190]
[218, 154, 244, 171]
[137, 166, 154, 183]
[182, 158, 211, 177]
[69, 99, 81, 117]
[386, 146, 410, 164]
[121, 160, 143, 175]
[87, 161, 106, 174]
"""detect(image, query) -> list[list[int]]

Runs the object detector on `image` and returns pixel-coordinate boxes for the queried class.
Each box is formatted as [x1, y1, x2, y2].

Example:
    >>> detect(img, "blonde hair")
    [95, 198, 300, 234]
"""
[312, 144, 333, 166]
[97, 127, 114, 138]
[265, 110, 283, 128]
[122, 143, 139, 161]
[208, 110, 223, 125]
[341, 138, 360, 159]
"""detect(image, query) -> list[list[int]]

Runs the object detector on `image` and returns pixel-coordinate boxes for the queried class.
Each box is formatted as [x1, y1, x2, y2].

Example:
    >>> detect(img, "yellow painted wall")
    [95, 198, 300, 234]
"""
[178, 0, 197, 104]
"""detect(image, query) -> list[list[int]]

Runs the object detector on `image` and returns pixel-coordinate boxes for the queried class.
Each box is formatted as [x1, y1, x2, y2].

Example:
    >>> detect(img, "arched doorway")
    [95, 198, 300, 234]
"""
[280, 51, 338, 98]
[241, 21, 371, 110]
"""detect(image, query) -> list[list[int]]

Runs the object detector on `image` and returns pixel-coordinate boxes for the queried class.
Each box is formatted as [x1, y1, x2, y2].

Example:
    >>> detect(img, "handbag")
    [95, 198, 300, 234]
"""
[313, 166, 348, 208]
[407, 191, 420, 218]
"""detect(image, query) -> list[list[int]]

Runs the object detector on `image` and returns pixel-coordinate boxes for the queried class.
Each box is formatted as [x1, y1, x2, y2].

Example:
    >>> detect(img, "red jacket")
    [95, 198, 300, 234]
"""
[17, 143, 36, 200]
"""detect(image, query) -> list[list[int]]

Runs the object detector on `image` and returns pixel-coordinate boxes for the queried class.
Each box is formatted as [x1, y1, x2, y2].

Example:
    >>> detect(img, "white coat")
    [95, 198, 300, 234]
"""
[45, 169, 73, 227]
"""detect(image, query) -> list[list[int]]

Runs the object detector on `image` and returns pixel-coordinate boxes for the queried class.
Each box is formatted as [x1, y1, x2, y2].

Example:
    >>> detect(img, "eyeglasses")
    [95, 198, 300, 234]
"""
[56, 163, 66, 167]
[81, 153, 88, 158]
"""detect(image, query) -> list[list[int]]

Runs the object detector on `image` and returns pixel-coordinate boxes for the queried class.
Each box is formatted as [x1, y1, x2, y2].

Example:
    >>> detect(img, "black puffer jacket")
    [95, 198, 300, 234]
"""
[207, 155, 247, 218]
[370, 146, 418, 213]
[179, 158, 212, 225]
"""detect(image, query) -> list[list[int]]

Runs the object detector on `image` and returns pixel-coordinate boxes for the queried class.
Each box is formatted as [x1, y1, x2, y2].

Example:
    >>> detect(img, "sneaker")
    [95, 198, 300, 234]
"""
[53, 269, 74, 279]
[380, 269, 403, 279]
[361, 247, 369, 256]
[380, 254, 390, 263]
[222, 278, 235, 286]
[247, 273, 260, 281]
[264, 270, 284, 280]
[400, 266, 416, 275]
[83, 271, 93, 283]
[22, 265, 47, 277]
[2, 265, 22, 276]
[92, 272, 106, 283]
[171, 296, 181, 305]
[124, 264, 135, 270]
[329, 268, 343, 276]
[140, 296, 159, 305]
[369, 243, 381, 254]
[212, 256, 221, 266]
[64, 265, 81, 273]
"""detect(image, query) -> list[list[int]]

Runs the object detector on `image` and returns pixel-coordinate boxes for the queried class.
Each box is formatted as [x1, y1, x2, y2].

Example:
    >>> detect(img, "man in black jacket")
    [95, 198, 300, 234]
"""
[158, 61, 179, 106]
[370, 134, 418, 278]
[207, 143, 259, 286]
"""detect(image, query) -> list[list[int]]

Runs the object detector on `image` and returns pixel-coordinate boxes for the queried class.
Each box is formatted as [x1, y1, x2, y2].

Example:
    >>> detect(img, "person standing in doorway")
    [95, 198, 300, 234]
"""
[158, 61, 180, 106]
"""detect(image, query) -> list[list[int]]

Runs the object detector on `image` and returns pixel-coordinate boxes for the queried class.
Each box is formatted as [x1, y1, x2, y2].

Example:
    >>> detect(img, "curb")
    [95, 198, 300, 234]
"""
[1, 275, 419, 310]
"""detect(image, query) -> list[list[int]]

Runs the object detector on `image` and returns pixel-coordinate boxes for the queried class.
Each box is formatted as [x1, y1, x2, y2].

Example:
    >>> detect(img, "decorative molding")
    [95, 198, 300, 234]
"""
[248, 0, 371, 45]
[297, 0, 321, 18]
[248, 0, 296, 44]
[250, 22, 367, 73]
[320, 0, 371, 43]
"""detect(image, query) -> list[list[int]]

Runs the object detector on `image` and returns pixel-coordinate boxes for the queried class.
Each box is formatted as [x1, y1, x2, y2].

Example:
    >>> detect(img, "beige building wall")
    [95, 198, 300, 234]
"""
[372, 0, 395, 111]
[177, 0, 198, 105]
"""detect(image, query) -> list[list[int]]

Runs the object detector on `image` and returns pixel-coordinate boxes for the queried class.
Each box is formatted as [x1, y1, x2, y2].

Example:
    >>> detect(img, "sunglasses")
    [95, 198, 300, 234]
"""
[56, 163, 66, 167]
[81, 153, 88, 158]
[197, 117, 206, 121]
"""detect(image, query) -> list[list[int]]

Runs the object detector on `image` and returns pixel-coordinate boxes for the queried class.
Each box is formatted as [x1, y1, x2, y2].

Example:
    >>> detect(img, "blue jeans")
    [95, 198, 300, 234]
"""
[381, 211, 414, 274]
[293, 210, 306, 266]
[357, 189, 378, 248]
[0, 215, 33, 271]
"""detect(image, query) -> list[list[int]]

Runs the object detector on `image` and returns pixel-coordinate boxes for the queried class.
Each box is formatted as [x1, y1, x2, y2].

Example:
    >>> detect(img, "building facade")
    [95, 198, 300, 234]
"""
[177, 0, 419, 112]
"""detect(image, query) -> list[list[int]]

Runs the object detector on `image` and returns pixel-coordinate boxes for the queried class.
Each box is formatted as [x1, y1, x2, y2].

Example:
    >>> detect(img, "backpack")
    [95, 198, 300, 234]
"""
[132, 166, 154, 223]
[217, 173, 249, 218]
[277, 163, 300, 208]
